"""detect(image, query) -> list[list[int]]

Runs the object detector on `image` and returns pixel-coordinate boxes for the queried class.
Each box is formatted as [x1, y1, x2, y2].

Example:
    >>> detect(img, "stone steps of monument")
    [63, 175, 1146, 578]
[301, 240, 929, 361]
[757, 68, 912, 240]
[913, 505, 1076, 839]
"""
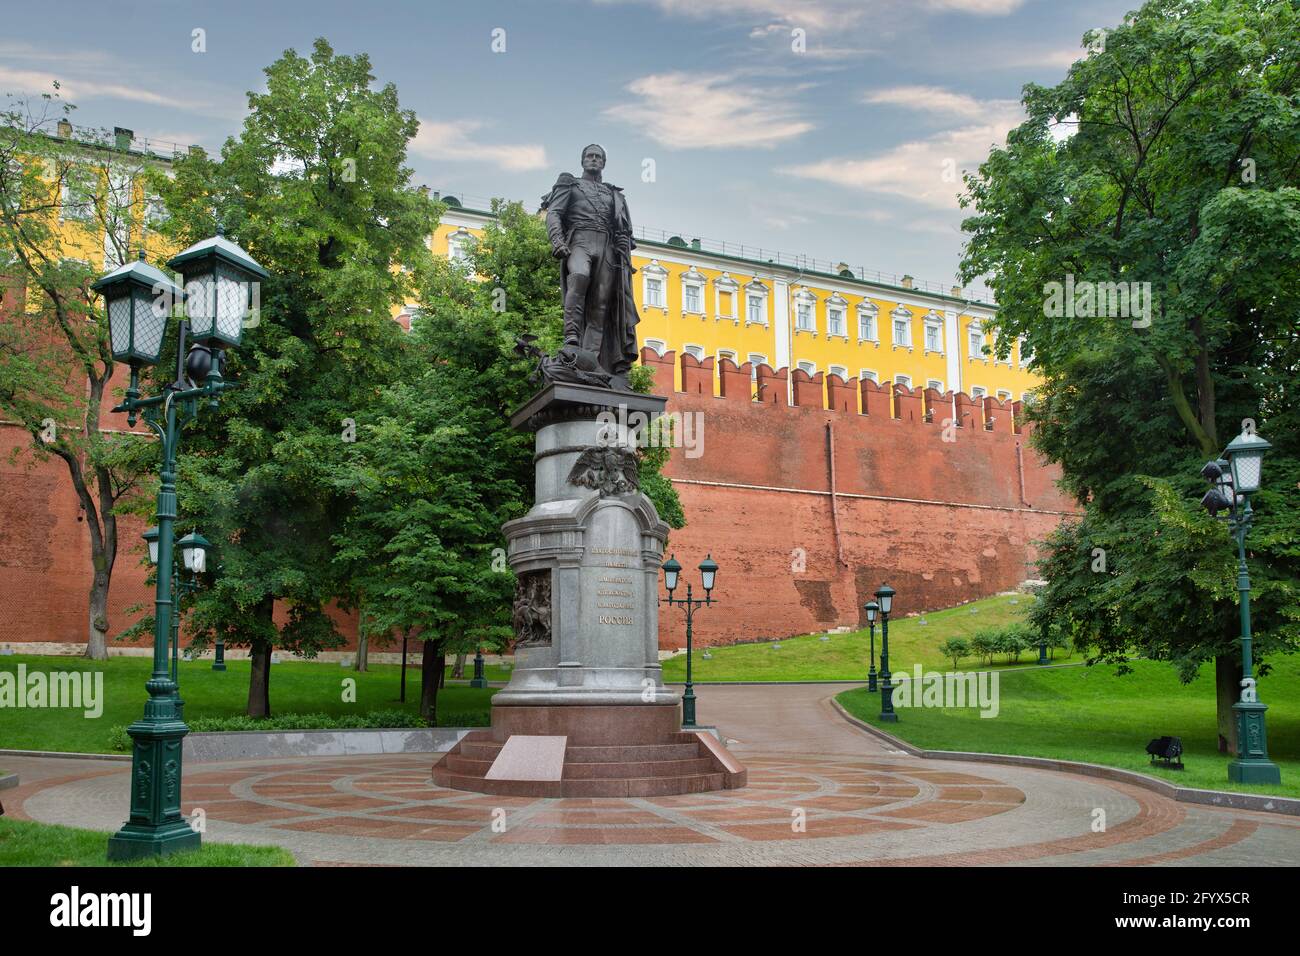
[566, 743, 702, 762]
[559, 773, 728, 798]
[442, 755, 497, 775]
[457, 741, 506, 761]
[561, 756, 716, 779]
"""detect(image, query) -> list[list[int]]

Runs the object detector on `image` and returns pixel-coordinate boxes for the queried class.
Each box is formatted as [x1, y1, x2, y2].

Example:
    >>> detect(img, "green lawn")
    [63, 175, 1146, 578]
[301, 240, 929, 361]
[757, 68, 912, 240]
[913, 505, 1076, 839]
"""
[662, 593, 1048, 682]
[0, 817, 294, 866]
[0, 655, 497, 754]
[838, 655, 1300, 799]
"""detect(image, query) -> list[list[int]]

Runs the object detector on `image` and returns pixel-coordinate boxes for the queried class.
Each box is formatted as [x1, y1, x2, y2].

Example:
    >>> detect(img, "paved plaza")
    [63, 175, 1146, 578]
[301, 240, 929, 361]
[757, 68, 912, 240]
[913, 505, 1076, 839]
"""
[7, 684, 1300, 866]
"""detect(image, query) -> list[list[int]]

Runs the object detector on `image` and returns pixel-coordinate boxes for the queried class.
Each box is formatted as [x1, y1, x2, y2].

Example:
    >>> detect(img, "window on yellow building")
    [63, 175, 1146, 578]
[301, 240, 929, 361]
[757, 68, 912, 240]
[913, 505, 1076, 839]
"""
[683, 283, 702, 313]
[927, 379, 944, 392]
[997, 389, 1012, 402]
[894, 374, 912, 388]
[797, 360, 816, 376]
[746, 294, 763, 323]
[683, 344, 705, 360]
[892, 309, 912, 348]
[795, 294, 815, 332]
[924, 318, 943, 353]
[646, 277, 665, 308]
[860, 369, 879, 384]
[970, 385, 987, 399]
[827, 305, 845, 337]
[748, 353, 767, 380]
[968, 324, 986, 358]
[858, 304, 878, 341]
[717, 349, 738, 367]
[719, 291, 734, 318]
[829, 364, 848, 381]
[644, 338, 667, 356]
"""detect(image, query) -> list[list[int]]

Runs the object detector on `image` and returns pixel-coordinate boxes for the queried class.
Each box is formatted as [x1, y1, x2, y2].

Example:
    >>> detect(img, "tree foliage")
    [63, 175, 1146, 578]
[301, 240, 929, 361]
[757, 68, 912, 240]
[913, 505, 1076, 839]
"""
[959, 0, 1300, 749]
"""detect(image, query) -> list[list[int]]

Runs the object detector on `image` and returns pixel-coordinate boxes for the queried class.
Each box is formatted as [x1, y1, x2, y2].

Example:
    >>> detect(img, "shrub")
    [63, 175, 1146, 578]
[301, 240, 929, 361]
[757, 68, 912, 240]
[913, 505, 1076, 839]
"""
[970, 632, 997, 666]
[939, 638, 971, 669]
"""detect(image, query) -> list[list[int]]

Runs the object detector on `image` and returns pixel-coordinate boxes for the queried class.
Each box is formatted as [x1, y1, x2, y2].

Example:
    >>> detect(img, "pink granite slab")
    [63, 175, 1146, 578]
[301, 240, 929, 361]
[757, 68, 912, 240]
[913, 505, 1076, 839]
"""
[485, 735, 568, 782]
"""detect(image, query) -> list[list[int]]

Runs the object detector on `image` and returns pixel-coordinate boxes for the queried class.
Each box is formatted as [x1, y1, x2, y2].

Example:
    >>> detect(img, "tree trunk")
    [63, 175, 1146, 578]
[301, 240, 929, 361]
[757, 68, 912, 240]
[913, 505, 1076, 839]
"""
[355, 629, 369, 672]
[420, 639, 445, 725]
[452, 652, 467, 679]
[247, 639, 273, 718]
[1215, 654, 1242, 754]
[86, 555, 111, 661]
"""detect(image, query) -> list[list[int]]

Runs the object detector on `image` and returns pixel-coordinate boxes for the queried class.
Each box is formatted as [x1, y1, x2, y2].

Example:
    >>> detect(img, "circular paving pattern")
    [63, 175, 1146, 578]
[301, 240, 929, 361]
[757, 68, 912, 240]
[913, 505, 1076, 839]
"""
[9, 684, 1300, 866]
[182, 754, 1025, 846]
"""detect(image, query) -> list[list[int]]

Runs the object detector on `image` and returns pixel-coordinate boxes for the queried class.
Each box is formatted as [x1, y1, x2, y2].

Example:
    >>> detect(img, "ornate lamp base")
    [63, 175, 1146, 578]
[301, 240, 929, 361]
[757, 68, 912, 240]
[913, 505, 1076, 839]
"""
[106, 717, 199, 861]
[1227, 700, 1281, 785]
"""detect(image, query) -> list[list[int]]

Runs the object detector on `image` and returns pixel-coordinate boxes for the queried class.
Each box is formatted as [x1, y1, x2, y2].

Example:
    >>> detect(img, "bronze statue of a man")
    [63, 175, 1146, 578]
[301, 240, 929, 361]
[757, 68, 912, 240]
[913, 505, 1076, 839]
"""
[539, 144, 640, 391]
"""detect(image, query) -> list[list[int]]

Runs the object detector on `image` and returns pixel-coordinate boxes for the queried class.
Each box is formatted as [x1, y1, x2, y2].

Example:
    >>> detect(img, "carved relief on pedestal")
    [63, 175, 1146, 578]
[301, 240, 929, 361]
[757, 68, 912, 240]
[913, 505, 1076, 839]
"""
[567, 445, 639, 496]
[513, 570, 553, 647]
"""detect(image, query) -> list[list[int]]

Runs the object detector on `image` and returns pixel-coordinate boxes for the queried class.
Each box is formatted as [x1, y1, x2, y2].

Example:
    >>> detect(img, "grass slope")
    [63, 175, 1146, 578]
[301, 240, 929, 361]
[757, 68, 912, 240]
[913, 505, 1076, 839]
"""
[0, 817, 294, 866]
[0, 655, 496, 754]
[661, 593, 1046, 682]
[837, 656, 1300, 799]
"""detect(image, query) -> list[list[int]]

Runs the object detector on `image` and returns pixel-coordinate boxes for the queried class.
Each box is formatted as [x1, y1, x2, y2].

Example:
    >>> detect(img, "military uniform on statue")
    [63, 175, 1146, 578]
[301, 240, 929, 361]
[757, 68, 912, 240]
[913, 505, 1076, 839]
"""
[432, 145, 746, 797]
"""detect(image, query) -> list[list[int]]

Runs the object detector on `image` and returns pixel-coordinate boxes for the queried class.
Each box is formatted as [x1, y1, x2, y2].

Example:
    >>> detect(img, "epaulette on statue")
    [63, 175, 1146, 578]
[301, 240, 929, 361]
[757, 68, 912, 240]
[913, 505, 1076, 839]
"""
[540, 172, 577, 210]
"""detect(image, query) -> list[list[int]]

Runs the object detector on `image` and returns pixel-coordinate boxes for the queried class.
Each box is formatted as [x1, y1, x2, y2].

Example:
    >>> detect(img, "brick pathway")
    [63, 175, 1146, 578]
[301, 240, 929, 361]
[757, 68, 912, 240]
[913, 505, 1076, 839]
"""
[8, 684, 1300, 865]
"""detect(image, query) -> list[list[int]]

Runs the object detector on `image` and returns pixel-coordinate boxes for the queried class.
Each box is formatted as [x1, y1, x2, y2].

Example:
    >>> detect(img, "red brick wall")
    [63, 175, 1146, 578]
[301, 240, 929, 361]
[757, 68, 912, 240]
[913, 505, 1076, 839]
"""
[0, 350, 1076, 654]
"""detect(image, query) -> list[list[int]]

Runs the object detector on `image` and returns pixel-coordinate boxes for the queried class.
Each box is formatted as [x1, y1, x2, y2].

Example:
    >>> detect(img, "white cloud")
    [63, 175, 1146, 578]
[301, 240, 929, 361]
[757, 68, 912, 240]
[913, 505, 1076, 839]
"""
[410, 118, 548, 172]
[604, 0, 868, 31]
[604, 72, 813, 150]
[863, 85, 1019, 121]
[925, 0, 1026, 13]
[782, 87, 1023, 208]
[781, 110, 1021, 210]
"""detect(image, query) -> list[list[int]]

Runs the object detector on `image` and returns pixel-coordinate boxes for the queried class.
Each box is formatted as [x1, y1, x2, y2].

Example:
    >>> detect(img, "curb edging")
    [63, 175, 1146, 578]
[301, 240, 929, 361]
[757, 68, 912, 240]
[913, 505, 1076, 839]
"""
[829, 698, 1300, 818]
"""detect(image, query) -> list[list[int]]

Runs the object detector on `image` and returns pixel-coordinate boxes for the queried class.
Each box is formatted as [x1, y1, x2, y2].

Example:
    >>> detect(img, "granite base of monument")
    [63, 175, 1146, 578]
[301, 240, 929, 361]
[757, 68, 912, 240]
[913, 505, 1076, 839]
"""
[432, 383, 746, 797]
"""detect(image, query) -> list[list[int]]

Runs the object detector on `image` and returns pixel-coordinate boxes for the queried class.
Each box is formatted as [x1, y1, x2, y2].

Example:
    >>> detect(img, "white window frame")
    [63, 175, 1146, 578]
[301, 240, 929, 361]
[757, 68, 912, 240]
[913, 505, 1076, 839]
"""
[717, 348, 738, 367]
[923, 311, 944, 354]
[860, 369, 879, 384]
[894, 374, 912, 388]
[446, 227, 475, 268]
[681, 266, 706, 316]
[968, 322, 986, 361]
[926, 379, 945, 393]
[797, 360, 817, 376]
[891, 306, 913, 350]
[714, 273, 739, 321]
[748, 352, 768, 381]
[744, 279, 769, 326]
[643, 338, 667, 357]
[828, 364, 848, 382]
[825, 293, 848, 338]
[642, 260, 669, 310]
[682, 343, 706, 361]
[857, 302, 879, 342]
[794, 287, 817, 334]
[970, 385, 987, 399]
[996, 389, 1012, 402]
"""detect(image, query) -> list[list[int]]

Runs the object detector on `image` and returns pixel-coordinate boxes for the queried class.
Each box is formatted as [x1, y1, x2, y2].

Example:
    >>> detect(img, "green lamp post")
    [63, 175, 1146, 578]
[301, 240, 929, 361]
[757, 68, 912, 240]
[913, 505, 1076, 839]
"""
[142, 528, 210, 719]
[863, 601, 879, 692]
[661, 554, 718, 728]
[875, 584, 897, 722]
[97, 232, 264, 860]
[1200, 427, 1280, 786]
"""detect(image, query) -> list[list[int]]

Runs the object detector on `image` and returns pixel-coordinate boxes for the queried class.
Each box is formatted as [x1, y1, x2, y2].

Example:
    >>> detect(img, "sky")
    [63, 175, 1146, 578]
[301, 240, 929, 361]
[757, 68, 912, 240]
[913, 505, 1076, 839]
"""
[0, 0, 1134, 299]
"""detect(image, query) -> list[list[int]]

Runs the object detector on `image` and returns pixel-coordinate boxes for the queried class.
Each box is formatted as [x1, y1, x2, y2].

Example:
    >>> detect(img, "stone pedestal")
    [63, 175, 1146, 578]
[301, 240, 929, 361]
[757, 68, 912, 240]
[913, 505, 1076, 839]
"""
[432, 383, 746, 797]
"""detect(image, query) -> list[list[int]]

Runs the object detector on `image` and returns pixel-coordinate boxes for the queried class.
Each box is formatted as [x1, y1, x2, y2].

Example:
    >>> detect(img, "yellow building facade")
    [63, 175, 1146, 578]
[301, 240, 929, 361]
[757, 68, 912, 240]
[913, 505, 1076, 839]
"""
[426, 202, 1038, 410]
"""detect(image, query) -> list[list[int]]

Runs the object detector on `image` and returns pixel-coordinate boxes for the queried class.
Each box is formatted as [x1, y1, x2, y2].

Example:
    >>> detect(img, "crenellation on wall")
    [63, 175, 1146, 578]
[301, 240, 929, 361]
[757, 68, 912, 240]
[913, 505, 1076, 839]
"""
[893, 382, 922, 423]
[791, 367, 824, 408]
[680, 352, 714, 395]
[717, 357, 753, 402]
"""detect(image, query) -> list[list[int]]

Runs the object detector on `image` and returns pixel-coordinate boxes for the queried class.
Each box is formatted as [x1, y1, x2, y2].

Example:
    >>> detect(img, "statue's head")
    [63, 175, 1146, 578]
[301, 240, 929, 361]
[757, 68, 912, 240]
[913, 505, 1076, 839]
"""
[581, 143, 606, 173]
